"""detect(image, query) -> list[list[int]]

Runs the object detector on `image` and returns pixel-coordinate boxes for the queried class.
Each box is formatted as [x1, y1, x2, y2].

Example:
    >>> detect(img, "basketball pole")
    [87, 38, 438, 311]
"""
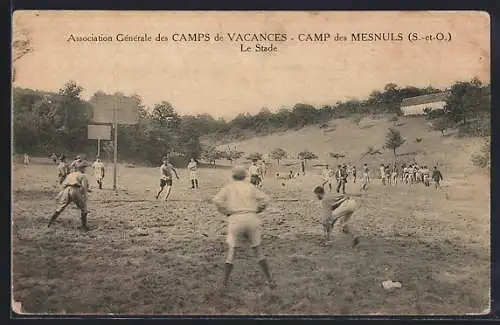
[97, 138, 101, 158]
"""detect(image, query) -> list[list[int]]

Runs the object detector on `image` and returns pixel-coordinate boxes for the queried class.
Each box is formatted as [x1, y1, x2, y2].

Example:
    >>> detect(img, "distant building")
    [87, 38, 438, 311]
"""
[400, 92, 450, 116]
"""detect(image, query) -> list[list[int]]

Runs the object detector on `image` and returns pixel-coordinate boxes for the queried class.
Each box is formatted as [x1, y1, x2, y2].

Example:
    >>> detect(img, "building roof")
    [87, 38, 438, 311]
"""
[401, 92, 450, 107]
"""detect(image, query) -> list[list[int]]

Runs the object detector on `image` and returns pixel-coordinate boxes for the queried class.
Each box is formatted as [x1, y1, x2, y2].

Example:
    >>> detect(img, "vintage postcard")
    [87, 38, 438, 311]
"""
[11, 11, 490, 316]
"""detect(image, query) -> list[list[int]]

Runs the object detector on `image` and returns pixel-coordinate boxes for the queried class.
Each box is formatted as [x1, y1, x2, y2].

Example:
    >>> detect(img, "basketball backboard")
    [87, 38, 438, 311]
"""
[88, 124, 112, 140]
[89, 92, 139, 125]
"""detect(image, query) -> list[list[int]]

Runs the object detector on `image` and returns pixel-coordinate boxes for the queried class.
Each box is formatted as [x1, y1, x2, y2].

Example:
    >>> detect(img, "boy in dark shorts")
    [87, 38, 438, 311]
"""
[156, 157, 180, 201]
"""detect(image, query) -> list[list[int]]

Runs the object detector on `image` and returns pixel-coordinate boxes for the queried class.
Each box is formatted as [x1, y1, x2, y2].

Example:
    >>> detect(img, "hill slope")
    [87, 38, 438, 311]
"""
[214, 115, 486, 175]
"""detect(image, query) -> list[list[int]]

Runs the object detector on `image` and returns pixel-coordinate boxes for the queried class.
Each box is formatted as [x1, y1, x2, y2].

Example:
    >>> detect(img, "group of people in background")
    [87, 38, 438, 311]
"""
[320, 161, 444, 193]
[378, 162, 444, 189]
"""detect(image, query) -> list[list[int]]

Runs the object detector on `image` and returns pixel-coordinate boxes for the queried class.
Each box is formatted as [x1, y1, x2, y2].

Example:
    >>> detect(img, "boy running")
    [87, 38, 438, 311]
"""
[156, 157, 180, 201]
[212, 166, 275, 289]
[187, 158, 199, 189]
[48, 161, 92, 231]
[313, 186, 360, 246]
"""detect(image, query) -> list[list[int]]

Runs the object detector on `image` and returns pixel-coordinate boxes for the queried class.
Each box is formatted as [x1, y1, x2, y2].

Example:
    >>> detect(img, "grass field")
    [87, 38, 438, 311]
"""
[12, 156, 490, 315]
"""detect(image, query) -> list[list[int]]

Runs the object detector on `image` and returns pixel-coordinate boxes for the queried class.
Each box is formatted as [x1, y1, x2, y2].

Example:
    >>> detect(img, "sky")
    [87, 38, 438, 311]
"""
[13, 11, 490, 119]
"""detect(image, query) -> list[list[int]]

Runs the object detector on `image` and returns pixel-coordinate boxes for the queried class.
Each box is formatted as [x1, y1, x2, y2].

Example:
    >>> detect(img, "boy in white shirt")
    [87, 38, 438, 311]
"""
[187, 158, 199, 189]
[213, 166, 275, 288]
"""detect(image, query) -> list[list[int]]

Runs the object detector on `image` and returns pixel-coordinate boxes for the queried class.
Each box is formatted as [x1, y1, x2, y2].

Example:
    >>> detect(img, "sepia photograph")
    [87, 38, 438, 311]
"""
[11, 11, 490, 316]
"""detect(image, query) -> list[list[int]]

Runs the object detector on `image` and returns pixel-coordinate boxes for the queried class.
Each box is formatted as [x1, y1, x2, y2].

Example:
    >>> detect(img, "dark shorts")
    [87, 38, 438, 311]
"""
[160, 178, 173, 187]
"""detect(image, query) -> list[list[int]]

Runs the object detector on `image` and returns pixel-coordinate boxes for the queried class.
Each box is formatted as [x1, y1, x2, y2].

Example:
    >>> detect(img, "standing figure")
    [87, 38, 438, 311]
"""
[187, 158, 199, 189]
[421, 165, 431, 187]
[335, 165, 347, 194]
[380, 164, 386, 185]
[322, 165, 334, 192]
[48, 161, 92, 231]
[92, 158, 105, 189]
[351, 165, 357, 183]
[260, 161, 267, 177]
[23, 153, 30, 167]
[360, 163, 370, 191]
[403, 165, 409, 184]
[385, 165, 392, 185]
[391, 164, 398, 184]
[408, 164, 415, 184]
[249, 159, 262, 187]
[50, 153, 58, 165]
[432, 166, 444, 189]
[156, 157, 180, 201]
[212, 166, 275, 289]
[301, 160, 306, 176]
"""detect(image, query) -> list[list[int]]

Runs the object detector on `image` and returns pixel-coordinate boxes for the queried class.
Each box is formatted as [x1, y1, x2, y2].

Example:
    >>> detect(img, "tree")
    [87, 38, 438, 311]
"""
[384, 128, 406, 159]
[471, 137, 490, 169]
[298, 150, 318, 165]
[432, 118, 450, 136]
[201, 144, 223, 168]
[12, 28, 34, 82]
[225, 146, 244, 164]
[151, 101, 180, 127]
[444, 79, 484, 126]
[270, 148, 287, 167]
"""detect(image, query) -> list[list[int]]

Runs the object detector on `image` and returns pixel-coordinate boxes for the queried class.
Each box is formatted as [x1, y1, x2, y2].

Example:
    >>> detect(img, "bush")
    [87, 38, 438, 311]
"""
[458, 118, 490, 137]
[471, 138, 490, 169]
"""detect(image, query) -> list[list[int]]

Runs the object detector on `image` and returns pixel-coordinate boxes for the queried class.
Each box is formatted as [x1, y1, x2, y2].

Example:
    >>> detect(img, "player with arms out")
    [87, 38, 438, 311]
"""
[156, 157, 180, 201]
[48, 161, 92, 231]
[212, 166, 276, 289]
[314, 185, 360, 247]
